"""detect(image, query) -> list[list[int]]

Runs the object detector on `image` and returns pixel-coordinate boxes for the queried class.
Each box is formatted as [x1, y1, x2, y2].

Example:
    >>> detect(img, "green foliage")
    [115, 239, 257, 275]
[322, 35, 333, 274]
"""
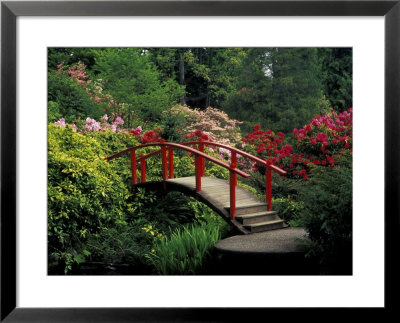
[241, 171, 294, 201]
[204, 161, 229, 179]
[48, 47, 351, 134]
[292, 152, 352, 274]
[48, 48, 97, 70]
[159, 110, 185, 142]
[221, 47, 351, 133]
[92, 48, 184, 123]
[48, 124, 132, 273]
[136, 151, 195, 182]
[48, 101, 62, 123]
[189, 199, 230, 239]
[272, 197, 304, 224]
[85, 219, 155, 269]
[237, 180, 264, 201]
[86, 131, 140, 186]
[318, 48, 352, 111]
[128, 190, 197, 232]
[48, 70, 102, 121]
[146, 225, 221, 275]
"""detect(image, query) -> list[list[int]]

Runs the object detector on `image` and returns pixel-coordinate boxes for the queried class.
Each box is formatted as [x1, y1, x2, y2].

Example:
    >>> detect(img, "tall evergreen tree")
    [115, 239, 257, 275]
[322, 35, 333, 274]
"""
[318, 48, 352, 111]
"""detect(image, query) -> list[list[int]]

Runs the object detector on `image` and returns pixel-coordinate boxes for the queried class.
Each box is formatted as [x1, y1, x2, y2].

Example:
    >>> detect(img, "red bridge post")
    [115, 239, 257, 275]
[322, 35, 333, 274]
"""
[161, 145, 168, 181]
[195, 155, 202, 192]
[168, 148, 174, 179]
[140, 153, 146, 183]
[266, 161, 272, 211]
[161, 145, 168, 191]
[199, 142, 205, 177]
[130, 150, 137, 185]
[230, 152, 237, 220]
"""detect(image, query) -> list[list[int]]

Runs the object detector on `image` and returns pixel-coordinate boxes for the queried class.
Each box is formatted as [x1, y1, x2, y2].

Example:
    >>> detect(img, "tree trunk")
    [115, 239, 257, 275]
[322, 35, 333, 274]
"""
[179, 50, 185, 105]
[206, 48, 213, 107]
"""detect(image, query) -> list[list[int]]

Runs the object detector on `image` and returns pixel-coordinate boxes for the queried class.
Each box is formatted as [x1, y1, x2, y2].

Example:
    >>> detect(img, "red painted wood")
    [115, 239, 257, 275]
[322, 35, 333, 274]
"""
[130, 150, 137, 185]
[183, 141, 269, 168]
[230, 171, 236, 220]
[199, 142, 205, 176]
[105, 142, 251, 178]
[140, 153, 146, 183]
[230, 151, 237, 219]
[268, 163, 287, 175]
[161, 145, 168, 181]
[168, 148, 174, 179]
[137, 149, 162, 162]
[266, 162, 272, 211]
[195, 155, 201, 192]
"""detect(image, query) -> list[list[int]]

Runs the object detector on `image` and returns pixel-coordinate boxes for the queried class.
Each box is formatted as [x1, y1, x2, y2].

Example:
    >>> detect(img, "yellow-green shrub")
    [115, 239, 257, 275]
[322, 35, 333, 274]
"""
[48, 124, 132, 273]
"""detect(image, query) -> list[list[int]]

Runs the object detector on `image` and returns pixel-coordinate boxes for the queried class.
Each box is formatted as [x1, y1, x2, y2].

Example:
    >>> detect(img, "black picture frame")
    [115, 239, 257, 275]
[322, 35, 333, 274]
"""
[1, 0, 398, 321]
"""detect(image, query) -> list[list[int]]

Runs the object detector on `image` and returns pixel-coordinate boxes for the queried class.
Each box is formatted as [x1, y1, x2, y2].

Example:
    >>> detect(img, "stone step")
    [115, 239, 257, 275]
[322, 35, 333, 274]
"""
[235, 211, 280, 225]
[224, 202, 268, 216]
[243, 219, 287, 233]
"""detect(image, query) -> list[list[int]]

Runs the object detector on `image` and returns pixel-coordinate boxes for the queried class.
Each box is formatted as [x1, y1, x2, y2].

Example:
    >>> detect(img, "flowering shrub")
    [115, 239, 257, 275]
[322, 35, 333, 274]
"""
[141, 128, 164, 144]
[56, 62, 123, 119]
[168, 105, 242, 146]
[241, 108, 353, 180]
[84, 117, 102, 132]
[183, 129, 211, 142]
[62, 63, 92, 85]
[293, 108, 353, 165]
[130, 126, 142, 136]
[241, 125, 306, 178]
[54, 117, 66, 127]
[54, 115, 142, 137]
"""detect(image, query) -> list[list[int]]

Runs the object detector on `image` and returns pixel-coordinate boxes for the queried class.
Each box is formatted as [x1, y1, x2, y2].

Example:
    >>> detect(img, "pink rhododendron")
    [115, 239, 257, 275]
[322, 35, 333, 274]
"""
[85, 118, 102, 132]
[113, 116, 124, 125]
[54, 118, 66, 127]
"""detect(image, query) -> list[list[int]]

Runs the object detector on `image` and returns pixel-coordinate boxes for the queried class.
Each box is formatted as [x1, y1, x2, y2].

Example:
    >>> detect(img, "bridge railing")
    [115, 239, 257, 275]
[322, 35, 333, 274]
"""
[105, 140, 286, 220]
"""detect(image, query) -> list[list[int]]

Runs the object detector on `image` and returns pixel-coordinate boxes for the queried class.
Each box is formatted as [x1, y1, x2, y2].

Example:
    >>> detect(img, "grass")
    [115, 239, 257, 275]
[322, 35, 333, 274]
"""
[146, 224, 221, 275]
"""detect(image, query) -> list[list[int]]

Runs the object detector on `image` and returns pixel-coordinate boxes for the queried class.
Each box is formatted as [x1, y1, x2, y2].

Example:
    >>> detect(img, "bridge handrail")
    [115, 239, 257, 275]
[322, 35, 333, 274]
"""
[105, 142, 250, 178]
[181, 141, 287, 175]
[118, 141, 286, 176]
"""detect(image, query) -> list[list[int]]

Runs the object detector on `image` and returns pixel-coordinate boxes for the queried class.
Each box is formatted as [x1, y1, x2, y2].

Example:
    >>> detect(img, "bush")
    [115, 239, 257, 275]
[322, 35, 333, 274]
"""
[48, 101, 62, 123]
[128, 189, 197, 232]
[293, 152, 352, 274]
[169, 105, 243, 146]
[272, 197, 304, 224]
[48, 124, 132, 273]
[87, 130, 141, 186]
[189, 199, 231, 239]
[48, 70, 102, 121]
[84, 219, 156, 272]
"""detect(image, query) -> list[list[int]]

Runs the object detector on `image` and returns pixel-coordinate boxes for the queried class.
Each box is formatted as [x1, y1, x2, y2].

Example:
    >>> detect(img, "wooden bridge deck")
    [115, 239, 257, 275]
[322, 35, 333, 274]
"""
[136, 176, 285, 234]
[168, 176, 264, 210]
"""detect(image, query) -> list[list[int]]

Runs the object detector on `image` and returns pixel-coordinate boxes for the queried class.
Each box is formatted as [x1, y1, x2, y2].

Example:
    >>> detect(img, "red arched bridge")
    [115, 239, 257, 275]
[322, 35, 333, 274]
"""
[106, 141, 287, 234]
